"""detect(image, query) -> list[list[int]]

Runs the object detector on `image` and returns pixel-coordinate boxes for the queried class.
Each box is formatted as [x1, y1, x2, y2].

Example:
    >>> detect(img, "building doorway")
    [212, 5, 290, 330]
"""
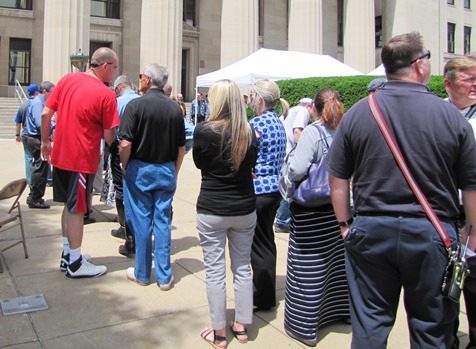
[181, 49, 190, 100]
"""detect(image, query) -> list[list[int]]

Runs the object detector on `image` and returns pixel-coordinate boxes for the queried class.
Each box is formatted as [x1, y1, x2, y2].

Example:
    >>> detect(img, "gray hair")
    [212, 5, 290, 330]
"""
[40, 81, 55, 93]
[164, 82, 173, 97]
[143, 64, 168, 90]
[113, 75, 132, 90]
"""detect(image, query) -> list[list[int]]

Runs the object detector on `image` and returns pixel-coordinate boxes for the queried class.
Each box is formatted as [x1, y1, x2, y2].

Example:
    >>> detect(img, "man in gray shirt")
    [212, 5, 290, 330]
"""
[444, 55, 476, 349]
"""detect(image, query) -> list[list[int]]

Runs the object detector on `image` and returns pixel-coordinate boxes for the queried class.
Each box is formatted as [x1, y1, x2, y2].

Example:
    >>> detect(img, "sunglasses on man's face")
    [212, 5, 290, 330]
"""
[410, 50, 431, 65]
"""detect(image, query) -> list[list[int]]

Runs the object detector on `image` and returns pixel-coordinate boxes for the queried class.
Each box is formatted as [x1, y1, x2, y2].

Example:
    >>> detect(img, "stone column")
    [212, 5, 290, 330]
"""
[220, 0, 258, 67]
[382, 0, 440, 74]
[140, 0, 182, 93]
[43, 0, 90, 83]
[288, 0, 322, 53]
[343, 0, 375, 74]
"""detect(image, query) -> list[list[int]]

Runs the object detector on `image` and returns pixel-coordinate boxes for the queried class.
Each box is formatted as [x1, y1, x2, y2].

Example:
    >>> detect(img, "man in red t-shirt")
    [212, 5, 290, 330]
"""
[40, 47, 120, 279]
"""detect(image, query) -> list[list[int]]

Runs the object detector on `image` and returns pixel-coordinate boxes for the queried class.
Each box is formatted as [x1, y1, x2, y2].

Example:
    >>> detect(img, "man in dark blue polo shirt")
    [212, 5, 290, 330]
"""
[326, 32, 476, 348]
[119, 63, 185, 291]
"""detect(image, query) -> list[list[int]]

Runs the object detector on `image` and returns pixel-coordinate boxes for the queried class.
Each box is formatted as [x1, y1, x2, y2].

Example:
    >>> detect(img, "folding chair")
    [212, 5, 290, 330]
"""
[0, 178, 28, 273]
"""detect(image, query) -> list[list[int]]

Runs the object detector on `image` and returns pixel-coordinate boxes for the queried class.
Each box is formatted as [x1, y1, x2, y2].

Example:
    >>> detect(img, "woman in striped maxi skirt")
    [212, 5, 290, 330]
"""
[284, 89, 350, 347]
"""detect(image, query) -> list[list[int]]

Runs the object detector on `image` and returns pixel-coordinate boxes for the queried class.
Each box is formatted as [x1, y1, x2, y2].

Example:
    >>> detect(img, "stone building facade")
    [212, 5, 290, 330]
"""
[0, 0, 474, 99]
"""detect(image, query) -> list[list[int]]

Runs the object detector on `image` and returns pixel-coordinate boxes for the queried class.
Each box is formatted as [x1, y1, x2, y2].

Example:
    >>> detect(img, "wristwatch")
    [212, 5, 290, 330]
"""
[338, 217, 354, 227]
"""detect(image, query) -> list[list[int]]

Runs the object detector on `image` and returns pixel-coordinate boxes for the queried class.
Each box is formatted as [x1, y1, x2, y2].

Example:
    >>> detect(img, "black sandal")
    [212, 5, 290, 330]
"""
[229, 322, 248, 344]
[200, 328, 227, 349]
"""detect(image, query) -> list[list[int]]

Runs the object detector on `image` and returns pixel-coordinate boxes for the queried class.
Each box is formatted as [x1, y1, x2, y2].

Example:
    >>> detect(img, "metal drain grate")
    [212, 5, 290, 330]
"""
[0, 294, 49, 315]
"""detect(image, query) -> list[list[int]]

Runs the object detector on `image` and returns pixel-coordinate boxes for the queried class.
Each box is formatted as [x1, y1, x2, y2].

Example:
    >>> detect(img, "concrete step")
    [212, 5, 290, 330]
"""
[0, 97, 21, 140]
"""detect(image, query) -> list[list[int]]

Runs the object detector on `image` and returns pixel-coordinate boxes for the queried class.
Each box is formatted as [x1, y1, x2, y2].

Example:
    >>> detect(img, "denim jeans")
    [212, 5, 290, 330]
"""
[21, 134, 33, 186]
[344, 215, 458, 349]
[276, 198, 291, 226]
[123, 159, 176, 284]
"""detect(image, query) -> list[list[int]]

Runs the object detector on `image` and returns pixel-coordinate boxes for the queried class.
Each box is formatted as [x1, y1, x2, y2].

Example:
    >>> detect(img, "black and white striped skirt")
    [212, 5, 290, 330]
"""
[284, 203, 350, 344]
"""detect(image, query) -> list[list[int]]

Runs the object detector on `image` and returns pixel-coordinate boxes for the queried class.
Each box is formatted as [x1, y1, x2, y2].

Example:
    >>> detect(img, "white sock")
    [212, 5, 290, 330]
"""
[63, 237, 70, 256]
[69, 247, 81, 264]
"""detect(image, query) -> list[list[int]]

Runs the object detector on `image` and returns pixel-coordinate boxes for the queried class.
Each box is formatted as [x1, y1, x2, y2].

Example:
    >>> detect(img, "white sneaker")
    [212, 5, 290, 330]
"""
[158, 275, 174, 291]
[66, 258, 107, 279]
[126, 267, 149, 286]
[60, 252, 92, 272]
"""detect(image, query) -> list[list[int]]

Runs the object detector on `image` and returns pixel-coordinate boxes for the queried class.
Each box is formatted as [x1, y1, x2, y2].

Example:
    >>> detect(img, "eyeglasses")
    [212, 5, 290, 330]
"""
[91, 62, 114, 68]
[410, 50, 431, 64]
[139, 73, 149, 80]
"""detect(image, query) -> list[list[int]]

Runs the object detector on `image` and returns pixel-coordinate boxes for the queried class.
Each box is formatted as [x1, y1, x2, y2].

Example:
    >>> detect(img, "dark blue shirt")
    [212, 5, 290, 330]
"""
[326, 80, 476, 219]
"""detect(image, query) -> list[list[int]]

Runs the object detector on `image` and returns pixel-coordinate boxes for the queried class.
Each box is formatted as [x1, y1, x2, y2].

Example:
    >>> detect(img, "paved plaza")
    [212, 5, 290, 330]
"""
[0, 140, 470, 348]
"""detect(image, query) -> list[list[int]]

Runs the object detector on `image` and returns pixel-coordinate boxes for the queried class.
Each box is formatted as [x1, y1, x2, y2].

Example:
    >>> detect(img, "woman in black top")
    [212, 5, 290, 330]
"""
[193, 79, 258, 349]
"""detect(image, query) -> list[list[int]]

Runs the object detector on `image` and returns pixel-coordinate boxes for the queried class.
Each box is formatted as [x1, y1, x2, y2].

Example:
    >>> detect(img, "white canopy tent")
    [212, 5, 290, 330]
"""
[367, 64, 386, 76]
[196, 48, 363, 88]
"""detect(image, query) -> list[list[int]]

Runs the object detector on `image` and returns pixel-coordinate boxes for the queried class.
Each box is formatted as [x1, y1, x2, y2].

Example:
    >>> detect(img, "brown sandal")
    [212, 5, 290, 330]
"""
[200, 328, 227, 349]
[229, 322, 248, 343]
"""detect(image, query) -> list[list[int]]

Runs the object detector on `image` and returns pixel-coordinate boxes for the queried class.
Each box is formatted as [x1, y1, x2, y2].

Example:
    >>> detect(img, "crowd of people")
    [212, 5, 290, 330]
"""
[12, 31, 476, 348]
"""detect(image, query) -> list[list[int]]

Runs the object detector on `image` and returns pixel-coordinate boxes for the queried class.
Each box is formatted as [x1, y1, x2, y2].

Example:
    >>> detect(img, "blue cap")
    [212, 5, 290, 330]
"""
[367, 78, 386, 93]
[27, 84, 39, 94]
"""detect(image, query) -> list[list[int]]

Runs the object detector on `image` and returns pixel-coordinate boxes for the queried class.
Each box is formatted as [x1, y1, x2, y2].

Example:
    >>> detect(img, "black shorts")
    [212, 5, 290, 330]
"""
[53, 167, 94, 214]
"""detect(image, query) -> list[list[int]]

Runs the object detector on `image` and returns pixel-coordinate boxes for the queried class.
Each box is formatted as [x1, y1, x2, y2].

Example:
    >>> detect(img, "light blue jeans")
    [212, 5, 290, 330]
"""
[21, 134, 33, 186]
[276, 198, 291, 226]
[123, 159, 176, 284]
[197, 211, 256, 329]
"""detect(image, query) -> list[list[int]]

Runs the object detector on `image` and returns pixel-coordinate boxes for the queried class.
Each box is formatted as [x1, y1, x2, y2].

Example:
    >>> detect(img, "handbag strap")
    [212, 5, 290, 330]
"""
[312, 123, 330, 150]
[368, 93, 452, 250]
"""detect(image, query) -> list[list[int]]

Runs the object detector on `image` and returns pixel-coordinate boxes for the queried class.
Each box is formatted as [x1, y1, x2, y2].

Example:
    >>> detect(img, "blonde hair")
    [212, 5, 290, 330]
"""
[208, 79, 253, 171]
[314, 88, 344, 130]
[444, 55, 476, 81]
[252, 79, 289, 118]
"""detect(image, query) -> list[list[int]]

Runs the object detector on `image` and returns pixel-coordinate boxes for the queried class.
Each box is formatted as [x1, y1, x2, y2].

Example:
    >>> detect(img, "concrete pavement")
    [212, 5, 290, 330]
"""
[0, 139, 470, 348]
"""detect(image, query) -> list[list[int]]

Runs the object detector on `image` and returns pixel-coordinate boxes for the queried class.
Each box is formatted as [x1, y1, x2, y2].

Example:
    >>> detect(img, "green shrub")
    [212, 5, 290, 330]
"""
[246, 75, 447, 119]
[277, 75, 447, 112]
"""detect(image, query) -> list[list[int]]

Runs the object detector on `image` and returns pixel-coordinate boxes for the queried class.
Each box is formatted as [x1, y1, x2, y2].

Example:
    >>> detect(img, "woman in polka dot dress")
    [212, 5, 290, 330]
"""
[248, 79, 289, 311]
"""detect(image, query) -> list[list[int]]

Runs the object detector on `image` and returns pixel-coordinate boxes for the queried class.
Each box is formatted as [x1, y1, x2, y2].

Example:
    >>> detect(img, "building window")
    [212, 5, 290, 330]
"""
[447, 0, 455, 4]
[91, 0, 120, 19]
[465, 0, 471, 9]
[337, 0, 343, 46]
[258, 0, 264, 37]
[0, 0, 32, 10]
[465, 26, 472, 54]
[375, 16, 383, 48]
[89, 41, 112, 60]
[448, 23, 456, 53]
[9, 38, 31, 86]
[183, 0, 196, 26]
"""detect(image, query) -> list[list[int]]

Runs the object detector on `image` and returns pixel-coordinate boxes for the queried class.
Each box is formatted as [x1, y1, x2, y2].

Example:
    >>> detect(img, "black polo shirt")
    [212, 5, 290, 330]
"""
[326, 80, 476, 219]
[119, 88, 185, 163]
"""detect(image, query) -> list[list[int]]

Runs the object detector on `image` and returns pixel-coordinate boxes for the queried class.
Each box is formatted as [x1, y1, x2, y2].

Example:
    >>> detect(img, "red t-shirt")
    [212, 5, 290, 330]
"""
[46, 72, 119, 174]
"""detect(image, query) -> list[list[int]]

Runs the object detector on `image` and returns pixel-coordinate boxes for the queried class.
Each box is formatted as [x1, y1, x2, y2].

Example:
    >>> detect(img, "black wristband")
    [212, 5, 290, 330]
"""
[338, 216, 354, 227]
[15, 134, 20, 137]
